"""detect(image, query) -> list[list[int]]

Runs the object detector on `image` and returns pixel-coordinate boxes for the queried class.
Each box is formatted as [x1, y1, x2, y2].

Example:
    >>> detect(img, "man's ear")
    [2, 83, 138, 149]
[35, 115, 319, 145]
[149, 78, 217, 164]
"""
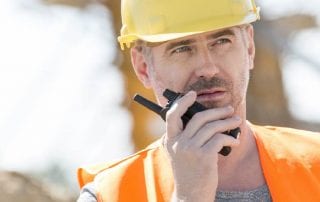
[246, 25, 255, 70]
[130, 47, 152, 88]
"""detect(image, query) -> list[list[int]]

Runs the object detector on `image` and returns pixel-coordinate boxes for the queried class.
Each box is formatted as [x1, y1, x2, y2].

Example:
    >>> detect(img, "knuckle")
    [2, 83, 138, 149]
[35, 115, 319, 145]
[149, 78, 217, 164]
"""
[203, 123, 213, 131]
[166, 108, 174, 119]
[204, 122, 218, 132]
[213, 134, 229, 148]
[177, 143, 199, 156]
[211, 120, 226, 131]
[192, 112, 202, 120]
[166, 113, 177, 125]
[166, 123, 175, 132]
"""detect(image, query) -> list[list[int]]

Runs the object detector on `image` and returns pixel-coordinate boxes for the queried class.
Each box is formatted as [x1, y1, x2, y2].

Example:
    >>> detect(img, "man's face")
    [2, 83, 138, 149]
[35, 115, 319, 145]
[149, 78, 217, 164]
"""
[132, 25, 255, 112]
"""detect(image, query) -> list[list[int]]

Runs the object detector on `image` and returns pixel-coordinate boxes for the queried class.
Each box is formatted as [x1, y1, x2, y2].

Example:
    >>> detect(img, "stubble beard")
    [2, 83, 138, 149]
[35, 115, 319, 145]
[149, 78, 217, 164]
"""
[183, 74, 249, 112]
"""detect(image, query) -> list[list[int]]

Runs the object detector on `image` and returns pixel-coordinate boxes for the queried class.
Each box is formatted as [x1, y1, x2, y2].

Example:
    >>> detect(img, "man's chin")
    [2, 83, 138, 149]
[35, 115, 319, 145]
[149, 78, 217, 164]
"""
[199, 101, 230, 109]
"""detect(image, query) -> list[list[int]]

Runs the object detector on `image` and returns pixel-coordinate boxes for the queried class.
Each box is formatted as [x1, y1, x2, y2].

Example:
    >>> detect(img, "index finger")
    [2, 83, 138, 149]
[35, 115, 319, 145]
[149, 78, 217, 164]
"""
[166, 91, 197, 139]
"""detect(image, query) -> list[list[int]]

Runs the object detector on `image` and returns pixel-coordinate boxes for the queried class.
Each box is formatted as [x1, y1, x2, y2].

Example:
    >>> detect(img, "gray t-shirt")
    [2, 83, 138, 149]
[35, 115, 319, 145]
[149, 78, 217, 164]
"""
[77, 183, 97, 202]
[216, 184, 271, 202]
[77, 182, 272, 202]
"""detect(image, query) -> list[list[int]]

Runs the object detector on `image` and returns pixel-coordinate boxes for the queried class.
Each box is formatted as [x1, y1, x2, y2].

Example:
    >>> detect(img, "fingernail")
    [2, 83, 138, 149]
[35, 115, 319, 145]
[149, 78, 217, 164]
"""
[186, 91, 196, 96]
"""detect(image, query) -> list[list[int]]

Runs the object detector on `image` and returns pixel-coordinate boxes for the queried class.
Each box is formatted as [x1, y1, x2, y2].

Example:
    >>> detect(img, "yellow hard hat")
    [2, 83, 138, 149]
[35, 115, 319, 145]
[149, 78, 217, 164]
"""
[118, 0, 260, 49]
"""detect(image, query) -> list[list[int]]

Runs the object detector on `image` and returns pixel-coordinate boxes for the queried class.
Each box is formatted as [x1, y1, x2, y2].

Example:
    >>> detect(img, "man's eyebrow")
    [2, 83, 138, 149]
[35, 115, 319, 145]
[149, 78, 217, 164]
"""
[206, 29, 236, 40]
[164, 29, 236, 52]
[165, 39, 196, 52]
[165, 29, 236, 51]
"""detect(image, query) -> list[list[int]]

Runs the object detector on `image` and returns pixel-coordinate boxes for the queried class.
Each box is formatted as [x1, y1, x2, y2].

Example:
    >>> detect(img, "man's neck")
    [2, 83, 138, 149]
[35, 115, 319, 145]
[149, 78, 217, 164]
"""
[218, 122, 253, 165]
[217, 121, 266, 191]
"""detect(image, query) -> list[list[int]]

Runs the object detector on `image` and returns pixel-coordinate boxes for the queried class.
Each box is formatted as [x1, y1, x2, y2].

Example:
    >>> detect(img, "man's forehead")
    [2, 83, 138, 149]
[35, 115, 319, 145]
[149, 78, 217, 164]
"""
[173, 26, 238, 42]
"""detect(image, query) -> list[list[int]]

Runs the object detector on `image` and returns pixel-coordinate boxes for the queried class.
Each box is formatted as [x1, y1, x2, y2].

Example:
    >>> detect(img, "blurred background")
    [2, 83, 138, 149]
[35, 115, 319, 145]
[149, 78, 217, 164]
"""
[0, 0, 319, 201]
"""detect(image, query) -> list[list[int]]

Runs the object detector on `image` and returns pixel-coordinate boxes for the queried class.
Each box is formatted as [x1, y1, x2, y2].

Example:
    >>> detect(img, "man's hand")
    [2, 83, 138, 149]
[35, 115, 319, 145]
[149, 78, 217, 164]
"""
[163, 91, 241, 202]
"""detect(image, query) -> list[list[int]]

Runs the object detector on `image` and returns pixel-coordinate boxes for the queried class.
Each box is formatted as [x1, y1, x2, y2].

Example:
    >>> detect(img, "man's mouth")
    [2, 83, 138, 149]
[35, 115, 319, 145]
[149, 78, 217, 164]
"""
[196, 89, 226, 102]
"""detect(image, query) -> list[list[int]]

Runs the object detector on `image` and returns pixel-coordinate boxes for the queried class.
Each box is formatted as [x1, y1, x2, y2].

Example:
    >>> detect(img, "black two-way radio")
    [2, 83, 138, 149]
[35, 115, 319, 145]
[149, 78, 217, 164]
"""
[133, 89, 240, 156]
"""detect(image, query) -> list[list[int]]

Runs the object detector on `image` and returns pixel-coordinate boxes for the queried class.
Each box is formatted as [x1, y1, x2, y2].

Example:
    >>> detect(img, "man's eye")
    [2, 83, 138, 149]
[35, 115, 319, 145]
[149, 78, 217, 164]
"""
[172, 46, 192, 54]
[216, 38, 231, 45]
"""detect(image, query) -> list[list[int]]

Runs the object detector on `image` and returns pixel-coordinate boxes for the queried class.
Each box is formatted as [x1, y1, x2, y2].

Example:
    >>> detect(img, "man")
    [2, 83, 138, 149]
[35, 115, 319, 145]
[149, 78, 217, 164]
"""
[77, 0, 320, 201]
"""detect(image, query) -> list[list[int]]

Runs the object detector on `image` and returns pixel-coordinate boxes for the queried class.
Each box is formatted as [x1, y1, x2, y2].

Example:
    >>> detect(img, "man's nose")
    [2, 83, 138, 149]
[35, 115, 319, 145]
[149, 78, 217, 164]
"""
[194, 48, 219, 78]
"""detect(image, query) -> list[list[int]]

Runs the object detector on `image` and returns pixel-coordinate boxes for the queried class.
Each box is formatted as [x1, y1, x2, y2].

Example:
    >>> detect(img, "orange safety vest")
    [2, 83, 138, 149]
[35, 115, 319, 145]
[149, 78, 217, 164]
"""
[78, 124, 320, 202]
